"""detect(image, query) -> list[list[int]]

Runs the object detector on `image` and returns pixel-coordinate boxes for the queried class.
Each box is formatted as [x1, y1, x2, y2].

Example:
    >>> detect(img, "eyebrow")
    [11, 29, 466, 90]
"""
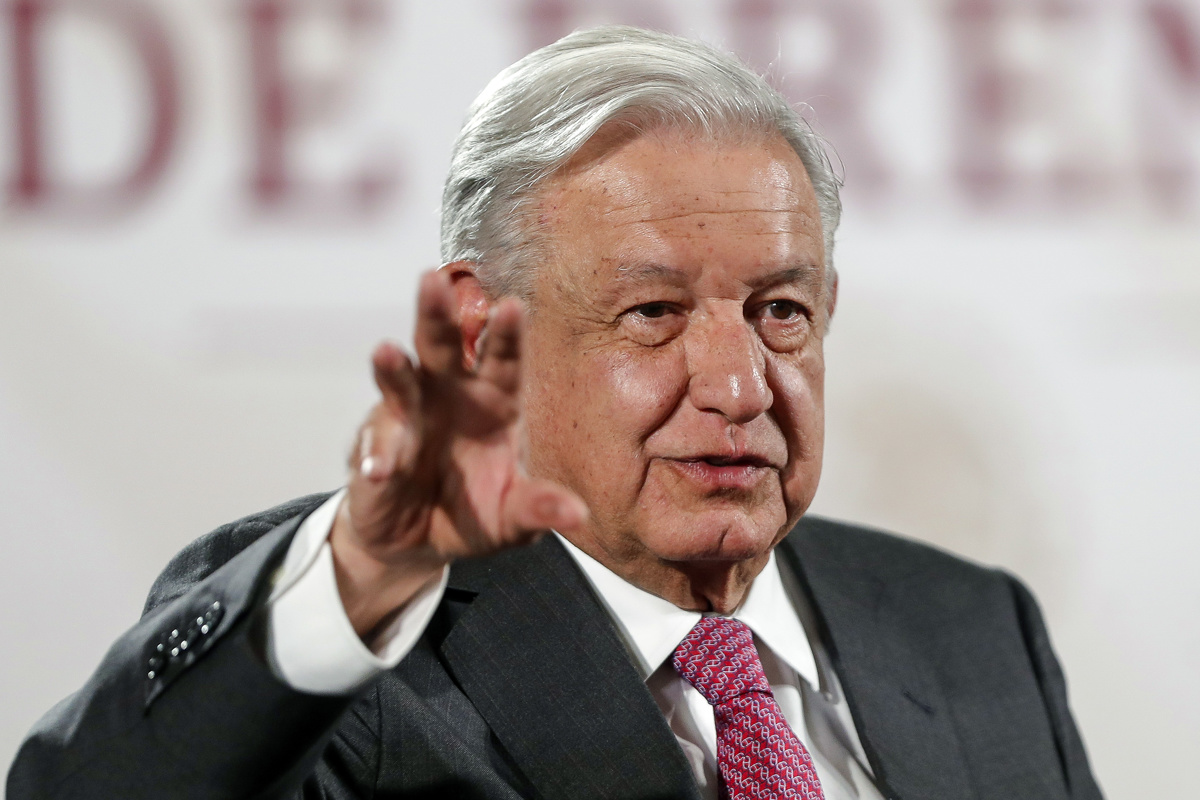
[745, 264, 825, 294]
[611, 262, 825, 294]
[613, 262, 691, 288]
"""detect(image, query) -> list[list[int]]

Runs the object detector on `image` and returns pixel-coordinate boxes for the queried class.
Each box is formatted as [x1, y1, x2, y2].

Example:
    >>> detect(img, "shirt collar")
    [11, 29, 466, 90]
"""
[556, 534, 820, 690]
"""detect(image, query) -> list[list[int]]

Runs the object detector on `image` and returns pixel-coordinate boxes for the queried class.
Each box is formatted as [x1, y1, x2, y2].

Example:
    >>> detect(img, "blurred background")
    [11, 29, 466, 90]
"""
[1, 0, 1197, 795]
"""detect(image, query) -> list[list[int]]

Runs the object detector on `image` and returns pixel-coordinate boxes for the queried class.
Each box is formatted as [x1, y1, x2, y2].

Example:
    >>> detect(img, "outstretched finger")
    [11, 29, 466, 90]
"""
[501, 476, 589, 542]
[414, 270, 466, 376]
[372, 341, 420, 414]
[476, 298, 525, 395]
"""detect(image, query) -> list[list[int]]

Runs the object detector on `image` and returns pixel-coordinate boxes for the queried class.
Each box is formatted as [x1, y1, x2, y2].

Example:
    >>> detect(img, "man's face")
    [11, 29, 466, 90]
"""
[520, 129, 830, 586]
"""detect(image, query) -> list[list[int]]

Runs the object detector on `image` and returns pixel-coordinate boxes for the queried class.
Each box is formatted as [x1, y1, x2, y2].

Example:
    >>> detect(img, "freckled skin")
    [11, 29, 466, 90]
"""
[520, 130, 832, 613]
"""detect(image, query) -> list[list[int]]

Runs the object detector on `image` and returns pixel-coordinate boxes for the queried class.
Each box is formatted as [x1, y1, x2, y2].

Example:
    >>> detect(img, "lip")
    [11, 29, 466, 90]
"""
[665, 455, 776, 492]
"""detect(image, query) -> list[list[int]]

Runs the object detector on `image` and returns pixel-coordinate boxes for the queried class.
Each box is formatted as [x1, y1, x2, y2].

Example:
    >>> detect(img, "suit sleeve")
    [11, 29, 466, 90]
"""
[1006, 574, 1105, 800]
[5, 496, 382, 800]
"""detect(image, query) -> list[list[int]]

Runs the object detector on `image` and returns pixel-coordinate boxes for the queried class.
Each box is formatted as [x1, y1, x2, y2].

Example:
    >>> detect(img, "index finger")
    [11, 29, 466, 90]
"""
[414, 270, 466, 376]
[371, 342, 419, 413]
[475, 298, 524, 395]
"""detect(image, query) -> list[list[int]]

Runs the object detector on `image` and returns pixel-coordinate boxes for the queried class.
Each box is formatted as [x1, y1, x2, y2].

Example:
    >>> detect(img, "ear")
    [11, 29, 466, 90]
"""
[441, 261, 490, 370]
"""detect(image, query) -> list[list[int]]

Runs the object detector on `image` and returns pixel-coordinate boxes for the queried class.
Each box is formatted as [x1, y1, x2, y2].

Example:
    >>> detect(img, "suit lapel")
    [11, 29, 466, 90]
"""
[780, 523, 978, 800]
[441, 537, 700, 800]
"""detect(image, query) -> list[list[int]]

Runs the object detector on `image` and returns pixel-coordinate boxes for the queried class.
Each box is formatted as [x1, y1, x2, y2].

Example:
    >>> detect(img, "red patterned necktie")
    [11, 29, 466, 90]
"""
[672, 617, 826, 800]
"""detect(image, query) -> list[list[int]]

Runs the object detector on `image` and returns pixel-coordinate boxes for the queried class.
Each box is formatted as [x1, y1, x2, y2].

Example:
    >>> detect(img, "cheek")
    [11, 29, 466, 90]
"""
[768, 352, 826, 506]
[524, 341, 687, 482]
[578, 350, 690, 527]
[770, 348, 825, 440]
[521, 330, 582, 475]
[604, 349, 688, 438]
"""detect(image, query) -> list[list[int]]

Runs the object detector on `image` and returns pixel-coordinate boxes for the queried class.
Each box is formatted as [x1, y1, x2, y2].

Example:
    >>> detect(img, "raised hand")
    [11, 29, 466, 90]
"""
[329, 269, 588, 638]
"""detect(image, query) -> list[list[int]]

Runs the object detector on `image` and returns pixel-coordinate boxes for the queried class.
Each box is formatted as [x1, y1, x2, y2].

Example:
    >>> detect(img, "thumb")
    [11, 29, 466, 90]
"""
[502, 477, 589, 540]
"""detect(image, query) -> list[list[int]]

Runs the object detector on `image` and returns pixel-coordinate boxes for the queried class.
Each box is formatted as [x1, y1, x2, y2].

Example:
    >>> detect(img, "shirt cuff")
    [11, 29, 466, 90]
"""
[264, 489, 450, 695]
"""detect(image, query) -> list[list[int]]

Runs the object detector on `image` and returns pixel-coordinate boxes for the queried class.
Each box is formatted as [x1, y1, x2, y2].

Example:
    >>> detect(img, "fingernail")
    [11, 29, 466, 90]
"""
[360, 456, 377, 478]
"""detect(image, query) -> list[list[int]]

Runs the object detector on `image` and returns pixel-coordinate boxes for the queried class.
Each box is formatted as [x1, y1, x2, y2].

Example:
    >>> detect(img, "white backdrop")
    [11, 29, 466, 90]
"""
[2, 1, 1198, 796]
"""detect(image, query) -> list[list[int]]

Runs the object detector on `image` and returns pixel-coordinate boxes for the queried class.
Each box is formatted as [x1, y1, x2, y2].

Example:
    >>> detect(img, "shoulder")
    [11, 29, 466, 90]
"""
[788, 519, 1101, 798]
[142, 492, 335, 615]
[785, 515, 1030, 632]
[785, 515, 1052, 691]
[789, 514, 1013, 587]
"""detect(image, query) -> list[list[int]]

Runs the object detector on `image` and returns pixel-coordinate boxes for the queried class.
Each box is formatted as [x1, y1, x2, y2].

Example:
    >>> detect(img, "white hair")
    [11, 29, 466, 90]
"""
[441, 25, 842, 299]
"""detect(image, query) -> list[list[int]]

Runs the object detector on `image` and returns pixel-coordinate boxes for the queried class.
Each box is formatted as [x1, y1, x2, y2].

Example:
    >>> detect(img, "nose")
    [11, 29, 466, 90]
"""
[684, 309, 773, 424]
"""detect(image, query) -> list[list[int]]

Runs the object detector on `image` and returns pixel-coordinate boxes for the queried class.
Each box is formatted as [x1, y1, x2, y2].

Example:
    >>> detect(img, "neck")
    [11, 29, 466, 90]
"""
[582, 542, 772, 614]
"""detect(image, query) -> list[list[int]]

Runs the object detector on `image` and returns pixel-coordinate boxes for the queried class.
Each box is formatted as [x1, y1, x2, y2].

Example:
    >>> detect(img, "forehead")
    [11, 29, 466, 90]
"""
[538, 130, 823, 279]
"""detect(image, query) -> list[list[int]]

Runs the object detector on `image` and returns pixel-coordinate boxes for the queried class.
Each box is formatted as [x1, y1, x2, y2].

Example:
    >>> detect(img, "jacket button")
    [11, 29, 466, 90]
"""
[202, 602, 224, 632]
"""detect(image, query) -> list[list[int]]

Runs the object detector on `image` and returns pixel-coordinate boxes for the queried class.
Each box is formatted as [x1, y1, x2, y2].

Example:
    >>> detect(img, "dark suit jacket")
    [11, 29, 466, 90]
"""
[8, 492, 1103, 800]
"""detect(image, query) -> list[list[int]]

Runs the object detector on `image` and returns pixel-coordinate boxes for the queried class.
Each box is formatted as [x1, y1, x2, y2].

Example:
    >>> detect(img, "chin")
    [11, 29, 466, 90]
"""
[643, 509, 784, 564]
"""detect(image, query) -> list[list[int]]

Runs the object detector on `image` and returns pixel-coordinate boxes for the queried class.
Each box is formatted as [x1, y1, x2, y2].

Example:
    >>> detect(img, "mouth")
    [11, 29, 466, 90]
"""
[667, 453, 777, 491]
[685, 454, 774, 469]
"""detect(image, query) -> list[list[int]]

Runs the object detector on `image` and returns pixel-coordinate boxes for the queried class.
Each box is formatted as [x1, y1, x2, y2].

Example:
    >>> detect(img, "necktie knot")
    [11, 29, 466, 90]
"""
[672, 617, 771, 706]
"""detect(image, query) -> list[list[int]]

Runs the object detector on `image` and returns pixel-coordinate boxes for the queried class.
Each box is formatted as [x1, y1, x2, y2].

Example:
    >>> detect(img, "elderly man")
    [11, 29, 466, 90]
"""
[8, 26, 1101, 800]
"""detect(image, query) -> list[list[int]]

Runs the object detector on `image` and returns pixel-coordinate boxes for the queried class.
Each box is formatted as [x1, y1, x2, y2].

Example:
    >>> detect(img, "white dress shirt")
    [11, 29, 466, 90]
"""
[265, 492, 883, 799]
[263, 490, 448, 693]
[556, 535, 883, 800]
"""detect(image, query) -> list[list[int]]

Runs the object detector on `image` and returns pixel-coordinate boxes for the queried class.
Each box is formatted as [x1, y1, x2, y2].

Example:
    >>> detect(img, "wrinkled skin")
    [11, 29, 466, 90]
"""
[333, 127, 833, 636]
[519, 129, 833, 613]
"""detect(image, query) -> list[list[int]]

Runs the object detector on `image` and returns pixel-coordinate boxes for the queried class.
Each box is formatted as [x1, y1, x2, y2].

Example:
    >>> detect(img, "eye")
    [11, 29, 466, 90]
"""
[761, 300, 807, 321]
[632, 302, 673, 319]
[753, 298, 812, 352]
[620, 301, 686, 346]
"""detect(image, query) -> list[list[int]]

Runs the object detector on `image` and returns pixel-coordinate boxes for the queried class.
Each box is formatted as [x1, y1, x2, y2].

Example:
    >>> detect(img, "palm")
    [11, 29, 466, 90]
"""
[345, 270, 584, 568]
[426, 393, 525, 560]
